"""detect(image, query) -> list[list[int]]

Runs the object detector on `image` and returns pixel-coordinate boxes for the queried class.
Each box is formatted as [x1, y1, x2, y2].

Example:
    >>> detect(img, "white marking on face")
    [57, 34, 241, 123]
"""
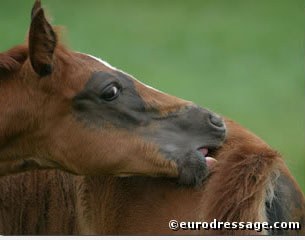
[84, 53, 165, 94]
[86, 54, 118, 71]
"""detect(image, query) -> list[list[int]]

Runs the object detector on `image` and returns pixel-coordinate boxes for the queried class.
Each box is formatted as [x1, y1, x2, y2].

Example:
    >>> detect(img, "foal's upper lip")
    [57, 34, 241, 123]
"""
[198, 147, 208, 157]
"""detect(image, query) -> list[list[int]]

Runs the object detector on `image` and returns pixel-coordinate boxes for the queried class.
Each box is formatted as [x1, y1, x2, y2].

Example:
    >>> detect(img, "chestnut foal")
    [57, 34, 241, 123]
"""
[1, 0, 303, 236]
[0, 0, 225, 185]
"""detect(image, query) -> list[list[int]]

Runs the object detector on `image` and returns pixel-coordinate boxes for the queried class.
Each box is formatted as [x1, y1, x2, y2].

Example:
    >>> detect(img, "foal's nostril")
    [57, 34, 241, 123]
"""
[209, 113, 224, 128]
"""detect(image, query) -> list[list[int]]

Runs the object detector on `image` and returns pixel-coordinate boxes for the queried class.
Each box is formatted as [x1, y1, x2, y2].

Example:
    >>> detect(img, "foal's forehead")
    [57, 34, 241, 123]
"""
[85, 54, 118, 72]
[76, 52, 119, 73]
[76, 52, 165, 94]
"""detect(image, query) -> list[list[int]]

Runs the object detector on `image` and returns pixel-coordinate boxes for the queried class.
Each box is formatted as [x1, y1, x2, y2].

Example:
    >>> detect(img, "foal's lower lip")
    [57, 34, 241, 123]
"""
[205, 156, 217, 168]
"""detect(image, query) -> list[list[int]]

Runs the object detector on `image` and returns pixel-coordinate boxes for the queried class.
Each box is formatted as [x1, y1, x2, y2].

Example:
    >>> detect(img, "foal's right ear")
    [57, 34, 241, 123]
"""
[29, 0, 57, 77]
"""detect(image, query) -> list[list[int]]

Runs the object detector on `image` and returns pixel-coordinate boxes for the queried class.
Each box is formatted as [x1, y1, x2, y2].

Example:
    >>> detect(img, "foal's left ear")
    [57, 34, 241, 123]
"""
[29, 0, 57, 77]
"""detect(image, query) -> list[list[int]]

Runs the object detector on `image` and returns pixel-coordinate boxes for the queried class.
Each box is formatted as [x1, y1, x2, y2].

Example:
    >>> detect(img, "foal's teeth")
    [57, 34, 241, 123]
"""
[205, 157, 217, 168]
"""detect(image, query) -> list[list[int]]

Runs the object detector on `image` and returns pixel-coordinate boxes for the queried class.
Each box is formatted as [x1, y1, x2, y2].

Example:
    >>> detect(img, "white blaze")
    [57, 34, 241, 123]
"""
[84, 53, 165, 94]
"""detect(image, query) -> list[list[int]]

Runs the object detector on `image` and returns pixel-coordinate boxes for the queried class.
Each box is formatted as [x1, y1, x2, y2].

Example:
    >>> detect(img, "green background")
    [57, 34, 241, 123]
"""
[1, 0, 304, 192]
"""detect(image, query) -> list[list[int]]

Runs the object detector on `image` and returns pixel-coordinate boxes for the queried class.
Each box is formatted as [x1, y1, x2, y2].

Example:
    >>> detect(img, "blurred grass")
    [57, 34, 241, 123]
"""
[1, 0, 304, 192]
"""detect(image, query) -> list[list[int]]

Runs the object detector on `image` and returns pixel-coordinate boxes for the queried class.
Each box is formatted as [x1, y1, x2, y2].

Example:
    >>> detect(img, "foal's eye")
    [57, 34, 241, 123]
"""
[100, 83, 121, 101]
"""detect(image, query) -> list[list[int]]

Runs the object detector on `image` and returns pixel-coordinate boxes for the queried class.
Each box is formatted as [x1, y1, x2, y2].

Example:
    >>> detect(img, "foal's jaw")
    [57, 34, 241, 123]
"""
[0, 0, 226, 186]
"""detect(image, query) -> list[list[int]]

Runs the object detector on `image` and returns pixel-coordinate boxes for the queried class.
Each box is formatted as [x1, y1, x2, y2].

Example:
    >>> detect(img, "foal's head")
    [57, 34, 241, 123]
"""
[0, 0, 226, 185]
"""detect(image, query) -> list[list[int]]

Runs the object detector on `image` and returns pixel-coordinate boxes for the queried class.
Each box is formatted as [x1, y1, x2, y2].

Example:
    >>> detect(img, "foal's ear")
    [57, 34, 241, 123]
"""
[29, 0, 57, 77]
[31, 0, 42, 18]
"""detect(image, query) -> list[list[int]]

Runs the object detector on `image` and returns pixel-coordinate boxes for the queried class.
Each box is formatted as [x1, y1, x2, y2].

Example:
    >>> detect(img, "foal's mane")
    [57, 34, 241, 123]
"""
[0, 45, 28, 75]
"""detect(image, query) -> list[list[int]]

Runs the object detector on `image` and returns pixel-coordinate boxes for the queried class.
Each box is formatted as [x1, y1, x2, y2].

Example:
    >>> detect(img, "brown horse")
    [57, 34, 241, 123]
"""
[0, 119, 304, 235]
[1, 1, 304, 236]
[0, 0, 226, 185]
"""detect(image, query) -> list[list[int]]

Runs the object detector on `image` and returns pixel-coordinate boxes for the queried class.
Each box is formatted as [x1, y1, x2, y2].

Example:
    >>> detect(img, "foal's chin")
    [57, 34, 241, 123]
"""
[160, 147, 219, 186]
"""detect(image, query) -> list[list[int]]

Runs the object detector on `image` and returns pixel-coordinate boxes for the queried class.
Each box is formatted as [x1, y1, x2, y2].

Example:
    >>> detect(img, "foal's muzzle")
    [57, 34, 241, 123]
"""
[149, 104, 226, 186]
